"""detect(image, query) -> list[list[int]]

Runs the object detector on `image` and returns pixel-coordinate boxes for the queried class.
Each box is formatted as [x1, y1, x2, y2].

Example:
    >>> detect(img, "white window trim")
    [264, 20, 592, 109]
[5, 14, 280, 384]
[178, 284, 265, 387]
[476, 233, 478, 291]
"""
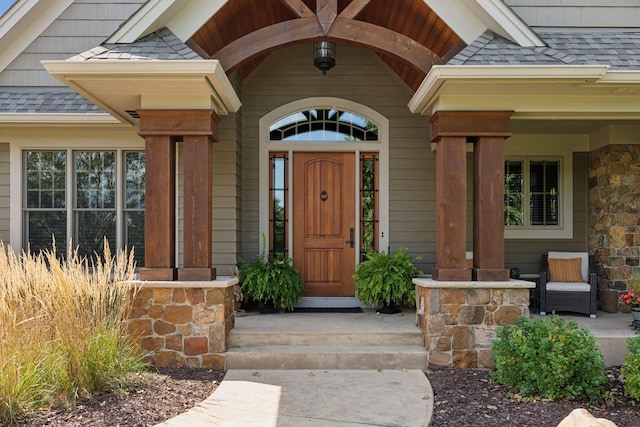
[10, 138, 143, 253]
[504, 154, 573, 239]
[258, 97, 389, 261]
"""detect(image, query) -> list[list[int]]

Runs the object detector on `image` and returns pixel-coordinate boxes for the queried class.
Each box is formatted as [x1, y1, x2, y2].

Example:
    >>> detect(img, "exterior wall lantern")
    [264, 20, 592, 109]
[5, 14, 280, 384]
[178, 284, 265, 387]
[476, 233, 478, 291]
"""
[313, 41, 336, 75]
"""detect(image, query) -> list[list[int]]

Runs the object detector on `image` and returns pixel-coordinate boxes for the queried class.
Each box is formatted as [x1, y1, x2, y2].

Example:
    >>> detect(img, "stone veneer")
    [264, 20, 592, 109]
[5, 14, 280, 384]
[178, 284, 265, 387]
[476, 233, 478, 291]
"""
[589, 144, 640, 312]
[413, 279, 534, 369]
[126, 279, 237, 369]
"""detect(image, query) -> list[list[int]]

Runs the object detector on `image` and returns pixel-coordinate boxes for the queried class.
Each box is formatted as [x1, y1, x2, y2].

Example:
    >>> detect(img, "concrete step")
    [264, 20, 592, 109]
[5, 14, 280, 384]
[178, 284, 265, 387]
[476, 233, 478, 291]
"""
[229, 330, 424, 347]
[225, 345, 429, 370]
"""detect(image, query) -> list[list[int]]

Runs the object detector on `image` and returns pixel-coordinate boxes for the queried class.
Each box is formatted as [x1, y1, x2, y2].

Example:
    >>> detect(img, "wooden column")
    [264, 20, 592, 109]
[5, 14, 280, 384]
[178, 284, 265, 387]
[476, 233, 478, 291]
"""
[473, 136, 510, 281]
[430, 111, 512, 282]
[138, 109, 218, 281]
[432, 135, 471, 281]
[178, 133, 216, 281]
[138, 134, 176, 281]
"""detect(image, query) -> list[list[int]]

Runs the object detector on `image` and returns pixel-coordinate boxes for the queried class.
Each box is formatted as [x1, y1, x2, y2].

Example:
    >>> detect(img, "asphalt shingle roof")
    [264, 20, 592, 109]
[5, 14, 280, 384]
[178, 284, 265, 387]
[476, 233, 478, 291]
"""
[0, 88, 105, 114]
[449, 30, 640, 69]
[70, 28, 202, 61]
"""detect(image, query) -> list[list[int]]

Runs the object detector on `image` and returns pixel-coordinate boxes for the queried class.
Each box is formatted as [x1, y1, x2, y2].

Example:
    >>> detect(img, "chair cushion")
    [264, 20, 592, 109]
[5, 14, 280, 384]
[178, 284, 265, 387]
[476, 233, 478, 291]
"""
[546, 282, 591, 292]
[548, 251, 589, 282]
[548, 257, 584, 282]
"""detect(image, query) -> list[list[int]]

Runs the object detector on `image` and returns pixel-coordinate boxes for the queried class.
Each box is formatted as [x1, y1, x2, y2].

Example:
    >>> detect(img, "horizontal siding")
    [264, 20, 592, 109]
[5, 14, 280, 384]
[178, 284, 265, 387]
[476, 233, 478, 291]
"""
[504, 0, 640, 27]
[0, 0, 145, 86]
[0, 143, 9, 244]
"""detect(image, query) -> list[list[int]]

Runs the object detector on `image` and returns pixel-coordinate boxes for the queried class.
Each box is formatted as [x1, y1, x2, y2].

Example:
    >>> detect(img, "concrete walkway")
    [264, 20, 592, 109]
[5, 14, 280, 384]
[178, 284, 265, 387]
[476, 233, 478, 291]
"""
[155, 369, 434, 427]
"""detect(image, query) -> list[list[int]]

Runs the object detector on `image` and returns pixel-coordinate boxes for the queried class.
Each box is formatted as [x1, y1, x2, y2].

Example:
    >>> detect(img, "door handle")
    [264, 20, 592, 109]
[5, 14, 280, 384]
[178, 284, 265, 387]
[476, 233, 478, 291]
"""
[346, 228, 354, 248]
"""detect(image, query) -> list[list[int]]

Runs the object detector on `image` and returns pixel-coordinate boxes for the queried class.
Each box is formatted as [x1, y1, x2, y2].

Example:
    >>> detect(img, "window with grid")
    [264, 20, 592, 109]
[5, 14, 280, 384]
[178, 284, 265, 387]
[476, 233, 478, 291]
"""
[269, 153, 288, 259]
[360, 153, 378, 261]
[24, 151, 67, 254]
[124, 151, 145, 266]
[504, 159, 560, 228]
[269, 109, 378, 142]
[23, 150, 145, 264]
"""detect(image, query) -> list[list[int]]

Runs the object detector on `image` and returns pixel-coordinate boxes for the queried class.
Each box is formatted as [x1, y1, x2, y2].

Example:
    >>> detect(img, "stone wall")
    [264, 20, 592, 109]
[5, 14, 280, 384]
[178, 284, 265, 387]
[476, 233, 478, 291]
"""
[589, 145, 640, 312]
[414, 279, 534, 369]
[126, 280, 237, 369]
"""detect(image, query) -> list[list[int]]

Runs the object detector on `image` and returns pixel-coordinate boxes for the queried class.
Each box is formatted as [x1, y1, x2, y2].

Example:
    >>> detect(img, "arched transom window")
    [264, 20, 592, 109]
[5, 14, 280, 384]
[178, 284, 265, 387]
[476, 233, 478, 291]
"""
[269, 109, 379, 142]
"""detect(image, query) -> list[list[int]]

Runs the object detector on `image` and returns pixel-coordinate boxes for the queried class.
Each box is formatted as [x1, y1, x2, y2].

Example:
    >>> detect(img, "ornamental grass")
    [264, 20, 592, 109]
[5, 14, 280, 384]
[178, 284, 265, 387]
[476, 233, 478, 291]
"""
[0, 241, 146, 424]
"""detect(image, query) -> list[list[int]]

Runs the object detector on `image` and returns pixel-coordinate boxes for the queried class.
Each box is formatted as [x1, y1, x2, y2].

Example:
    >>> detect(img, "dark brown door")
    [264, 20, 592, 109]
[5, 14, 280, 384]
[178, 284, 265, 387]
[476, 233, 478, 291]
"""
[293, 152, 356, 297]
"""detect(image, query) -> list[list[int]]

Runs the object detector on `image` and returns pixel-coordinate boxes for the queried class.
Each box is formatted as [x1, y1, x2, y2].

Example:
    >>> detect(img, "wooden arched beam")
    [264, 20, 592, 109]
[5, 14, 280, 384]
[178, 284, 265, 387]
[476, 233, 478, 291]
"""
[215, 16, 442, 74]
[215, 17, 324, 72]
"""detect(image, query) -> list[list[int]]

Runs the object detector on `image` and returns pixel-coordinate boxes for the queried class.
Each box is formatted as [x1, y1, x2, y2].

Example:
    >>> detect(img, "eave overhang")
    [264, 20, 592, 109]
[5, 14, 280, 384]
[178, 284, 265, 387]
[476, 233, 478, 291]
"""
[409, 65, 640, 120]
[0, 113, 120, 126]
[41, 60, 242, 126]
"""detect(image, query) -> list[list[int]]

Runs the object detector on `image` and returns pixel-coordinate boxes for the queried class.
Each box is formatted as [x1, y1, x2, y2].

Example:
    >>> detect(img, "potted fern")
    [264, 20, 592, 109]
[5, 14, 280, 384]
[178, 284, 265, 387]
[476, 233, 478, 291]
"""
[238, 238, 304, 313]
[353, 248, 422, 314]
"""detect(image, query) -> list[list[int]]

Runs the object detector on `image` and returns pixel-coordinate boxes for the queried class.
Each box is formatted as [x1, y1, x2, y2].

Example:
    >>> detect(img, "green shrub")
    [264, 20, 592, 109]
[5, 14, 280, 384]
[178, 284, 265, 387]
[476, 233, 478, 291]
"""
[491, 315, 606, 400]
[353, 248, 421, 307]
[239, 254, 305, 310]
[621, 336, 640, 401]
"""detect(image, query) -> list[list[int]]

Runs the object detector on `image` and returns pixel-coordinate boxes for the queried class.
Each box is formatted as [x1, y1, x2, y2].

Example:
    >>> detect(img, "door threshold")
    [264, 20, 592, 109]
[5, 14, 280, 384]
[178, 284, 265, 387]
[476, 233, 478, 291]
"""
[295, 297, 364, 309]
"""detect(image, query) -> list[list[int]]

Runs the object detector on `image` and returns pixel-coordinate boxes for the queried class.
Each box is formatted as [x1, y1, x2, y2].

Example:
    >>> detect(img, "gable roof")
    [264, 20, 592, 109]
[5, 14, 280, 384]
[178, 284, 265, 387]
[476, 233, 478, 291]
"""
[449, 30, 640, 69]
[70, 28, 202, 62]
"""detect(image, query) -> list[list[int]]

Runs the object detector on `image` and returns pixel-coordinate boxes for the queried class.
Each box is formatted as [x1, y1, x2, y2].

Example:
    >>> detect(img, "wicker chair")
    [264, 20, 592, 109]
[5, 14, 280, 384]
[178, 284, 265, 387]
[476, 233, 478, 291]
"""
[540, 251, 597, 319]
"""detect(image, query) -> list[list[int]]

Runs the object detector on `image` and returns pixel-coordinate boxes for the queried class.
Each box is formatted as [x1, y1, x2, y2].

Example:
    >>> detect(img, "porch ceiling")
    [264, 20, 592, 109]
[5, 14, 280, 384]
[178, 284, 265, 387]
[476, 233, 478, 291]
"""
[187, 0, 464, 91]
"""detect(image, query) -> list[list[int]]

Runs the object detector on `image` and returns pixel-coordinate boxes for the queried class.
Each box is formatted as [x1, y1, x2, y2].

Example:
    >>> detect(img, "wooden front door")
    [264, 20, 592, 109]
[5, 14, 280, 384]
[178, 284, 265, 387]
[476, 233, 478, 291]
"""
[293, 152, 356, 297]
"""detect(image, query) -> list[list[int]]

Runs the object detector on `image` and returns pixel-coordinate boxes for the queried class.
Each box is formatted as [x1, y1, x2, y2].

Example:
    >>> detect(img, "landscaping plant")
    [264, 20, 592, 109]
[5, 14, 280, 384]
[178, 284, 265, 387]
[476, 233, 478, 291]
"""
[0, 241, 146, 424]
[491, 315, 606, 400]
[621, 336, 640, 401]
[353, 248, 422, 309]
[238, 236, 304, 311]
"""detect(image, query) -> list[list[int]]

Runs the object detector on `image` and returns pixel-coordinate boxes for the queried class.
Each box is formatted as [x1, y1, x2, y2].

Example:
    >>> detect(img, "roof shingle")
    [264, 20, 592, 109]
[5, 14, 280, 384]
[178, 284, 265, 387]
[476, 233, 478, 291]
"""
[69, 28, 202, 61]
[449, 30, 640, 69]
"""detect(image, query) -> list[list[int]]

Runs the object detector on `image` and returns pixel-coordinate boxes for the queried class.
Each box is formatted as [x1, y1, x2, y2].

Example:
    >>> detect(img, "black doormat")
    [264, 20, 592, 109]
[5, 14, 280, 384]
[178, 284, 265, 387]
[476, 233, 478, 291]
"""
[290, 307, 364, 313]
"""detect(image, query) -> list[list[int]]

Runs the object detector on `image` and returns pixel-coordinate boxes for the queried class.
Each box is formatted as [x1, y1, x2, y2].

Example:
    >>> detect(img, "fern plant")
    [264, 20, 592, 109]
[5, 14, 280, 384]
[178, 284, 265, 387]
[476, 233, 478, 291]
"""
[238, 237, 304, 311]
[353, 248, 421, 310]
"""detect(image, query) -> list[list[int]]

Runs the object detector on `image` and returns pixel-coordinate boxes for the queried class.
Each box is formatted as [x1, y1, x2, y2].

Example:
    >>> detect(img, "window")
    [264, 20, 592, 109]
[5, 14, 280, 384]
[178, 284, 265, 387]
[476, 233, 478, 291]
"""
[74, 151, 116, 259]
[360, 153, 378, 261]
[124, 151, 145, 267]
[504, 159, 560, 229]
[23, 150, 145, 264]
[24, 151, 67, 254]
[269, 109, 378, 142]
[269, 153, 288, 258]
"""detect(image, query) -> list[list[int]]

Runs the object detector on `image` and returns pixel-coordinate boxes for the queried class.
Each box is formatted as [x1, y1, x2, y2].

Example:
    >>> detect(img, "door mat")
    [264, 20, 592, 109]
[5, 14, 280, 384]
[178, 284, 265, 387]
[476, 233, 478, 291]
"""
[290, 307, 364, 313]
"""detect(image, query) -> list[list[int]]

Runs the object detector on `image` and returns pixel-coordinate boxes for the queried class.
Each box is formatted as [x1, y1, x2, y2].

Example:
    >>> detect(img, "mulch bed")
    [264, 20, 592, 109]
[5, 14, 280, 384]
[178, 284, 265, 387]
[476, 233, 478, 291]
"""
[427, 367, 639, 426]
[18, 368, 224, 427]
[15, 366, 639, 426]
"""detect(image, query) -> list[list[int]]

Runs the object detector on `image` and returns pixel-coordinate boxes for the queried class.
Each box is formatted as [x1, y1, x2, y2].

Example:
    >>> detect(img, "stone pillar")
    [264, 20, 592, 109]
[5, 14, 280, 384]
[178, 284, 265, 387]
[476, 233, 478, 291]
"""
[473, 136, 510, 281]
[589, 144, 640, 312]
[138, 109, 218, 281]
[429, 111, 512, 282]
